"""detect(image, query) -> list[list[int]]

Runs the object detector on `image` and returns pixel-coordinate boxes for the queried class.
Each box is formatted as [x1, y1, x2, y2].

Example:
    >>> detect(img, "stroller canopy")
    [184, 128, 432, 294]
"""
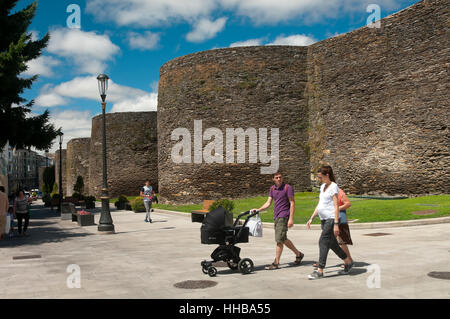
[202, 206, 233, 229]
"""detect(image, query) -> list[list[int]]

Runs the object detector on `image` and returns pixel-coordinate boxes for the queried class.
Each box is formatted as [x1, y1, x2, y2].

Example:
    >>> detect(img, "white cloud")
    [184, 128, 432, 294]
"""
[267, 34, 316, 46]
[35, 92, 68, 107]
[229, 38, 264, 47]
[219, 0, 404, 24]
[186, 17, 227, 43]
[23, 56, 61, 78]
[47, 28, 120, 75]
[29, 30, 40, 41]
[35, 76, 158, 114]
[111, 93, 158, 113]
[128, 31, 161, 50]
[48, 110, 93, 152]
[86, 0, 404, 30]
[86, 0, 217, 27]
[229, 34, 316, 48]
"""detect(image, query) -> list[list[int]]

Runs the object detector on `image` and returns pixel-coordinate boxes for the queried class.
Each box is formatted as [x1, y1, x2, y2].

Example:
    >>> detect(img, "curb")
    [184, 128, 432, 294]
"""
[153, 209, 450, 230]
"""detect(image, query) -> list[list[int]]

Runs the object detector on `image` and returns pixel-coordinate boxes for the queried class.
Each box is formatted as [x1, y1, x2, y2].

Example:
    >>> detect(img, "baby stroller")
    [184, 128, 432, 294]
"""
[200, 206, 259, 277]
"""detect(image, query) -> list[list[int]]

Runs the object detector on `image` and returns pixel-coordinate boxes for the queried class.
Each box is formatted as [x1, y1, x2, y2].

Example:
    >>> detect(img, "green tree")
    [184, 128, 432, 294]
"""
[0, 0, 60, 150]
[42, 165, 55, 195]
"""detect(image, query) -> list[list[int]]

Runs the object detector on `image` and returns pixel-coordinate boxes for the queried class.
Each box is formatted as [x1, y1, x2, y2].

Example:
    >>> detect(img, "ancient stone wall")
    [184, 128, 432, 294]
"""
[306, 0, 449, 195]
[66, 138, 91, 196]
[158, 46, 311, 204]
[55, 150, 67, 196]
[88, 112, 158, 198]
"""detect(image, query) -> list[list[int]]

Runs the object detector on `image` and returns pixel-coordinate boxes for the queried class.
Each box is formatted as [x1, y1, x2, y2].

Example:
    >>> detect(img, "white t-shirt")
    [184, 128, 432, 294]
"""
[317, 182, 339, 220]
[142, 185, 153, 202]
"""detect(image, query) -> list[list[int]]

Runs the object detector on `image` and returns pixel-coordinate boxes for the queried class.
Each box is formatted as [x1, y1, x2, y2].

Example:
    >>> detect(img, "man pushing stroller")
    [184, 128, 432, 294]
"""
[252, 172, 305, 270]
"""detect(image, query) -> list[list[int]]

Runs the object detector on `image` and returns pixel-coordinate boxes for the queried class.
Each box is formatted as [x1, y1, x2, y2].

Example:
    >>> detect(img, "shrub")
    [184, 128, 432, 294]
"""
[84, 196, 96, 209]
[131, 197, 146, 212]
[43, 194, 51, 207]
[115, 195, 129, 209]
[73, 176, 84, 195]
[209, 199, 235, 214]
[72, 192, 84, 201]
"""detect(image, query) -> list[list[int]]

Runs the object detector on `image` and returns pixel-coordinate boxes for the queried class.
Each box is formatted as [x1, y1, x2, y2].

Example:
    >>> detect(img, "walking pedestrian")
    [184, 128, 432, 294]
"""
[312, 188, 354, 268]
[14, 190, 32, 236]
[306, 165, 353, 279]
[252, 172, 304, 270]
[140, 180, 155, 223]
[0, 186, 8, 240]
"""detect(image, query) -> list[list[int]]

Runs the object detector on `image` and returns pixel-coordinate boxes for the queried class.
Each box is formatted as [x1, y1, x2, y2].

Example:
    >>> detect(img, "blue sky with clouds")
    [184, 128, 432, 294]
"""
[16, 0, 419, 152]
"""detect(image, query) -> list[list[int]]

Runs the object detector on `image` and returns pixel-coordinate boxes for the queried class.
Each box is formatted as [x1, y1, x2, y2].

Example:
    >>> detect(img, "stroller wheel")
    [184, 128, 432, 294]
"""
[202, 267, 209, 274]
[227, 260, 239, 270]
[238, 258, 254, 274]
[208, 267, 218, 277]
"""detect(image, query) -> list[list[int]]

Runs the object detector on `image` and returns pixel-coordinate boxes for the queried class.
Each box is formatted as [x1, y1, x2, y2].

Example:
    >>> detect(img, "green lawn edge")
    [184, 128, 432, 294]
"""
[109, 193, 450, 224]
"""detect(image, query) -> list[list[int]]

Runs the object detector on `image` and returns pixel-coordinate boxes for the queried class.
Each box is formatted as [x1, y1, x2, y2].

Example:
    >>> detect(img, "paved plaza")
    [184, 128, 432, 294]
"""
[0, 201, 449, 299]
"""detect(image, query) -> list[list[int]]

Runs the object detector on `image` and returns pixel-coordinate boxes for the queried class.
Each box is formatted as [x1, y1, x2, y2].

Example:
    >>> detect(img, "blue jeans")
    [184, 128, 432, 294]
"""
[339, 211, 347, 224]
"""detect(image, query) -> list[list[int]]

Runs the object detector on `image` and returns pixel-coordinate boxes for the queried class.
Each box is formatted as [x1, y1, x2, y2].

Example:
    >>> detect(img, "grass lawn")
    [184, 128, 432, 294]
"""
[111, 193, 450, 224]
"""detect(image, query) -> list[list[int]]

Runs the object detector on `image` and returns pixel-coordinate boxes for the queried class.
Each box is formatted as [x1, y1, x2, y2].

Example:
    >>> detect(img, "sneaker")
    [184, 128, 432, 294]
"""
[338, 261, 354, 275]
[308, 270, 324, 280]
[144, 219, 149, 223]
[149, 219, 153, 223]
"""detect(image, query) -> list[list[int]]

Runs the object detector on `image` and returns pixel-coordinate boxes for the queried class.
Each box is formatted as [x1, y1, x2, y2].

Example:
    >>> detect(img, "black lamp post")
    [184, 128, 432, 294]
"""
[58, 132, 63, 212]
[97, 74, 115, 234]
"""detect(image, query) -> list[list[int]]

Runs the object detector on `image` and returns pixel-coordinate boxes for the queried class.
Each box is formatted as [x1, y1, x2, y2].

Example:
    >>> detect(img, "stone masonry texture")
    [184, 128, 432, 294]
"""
[306, 0, 449, 196]
[158, 46, 311, 204]
[88, 112, 158, 199]
[66, 138, 91, 196]
[158, 0, 449, 203]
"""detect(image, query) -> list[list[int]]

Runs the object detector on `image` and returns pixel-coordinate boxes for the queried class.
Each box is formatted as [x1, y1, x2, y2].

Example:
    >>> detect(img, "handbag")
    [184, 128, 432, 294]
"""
[247, 214, 263, 237]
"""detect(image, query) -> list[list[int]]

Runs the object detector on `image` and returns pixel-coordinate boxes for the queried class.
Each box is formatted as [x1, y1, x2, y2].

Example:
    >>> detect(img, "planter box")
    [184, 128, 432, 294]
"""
[77, 214, 95, 227]
[61, 203, 76, 220]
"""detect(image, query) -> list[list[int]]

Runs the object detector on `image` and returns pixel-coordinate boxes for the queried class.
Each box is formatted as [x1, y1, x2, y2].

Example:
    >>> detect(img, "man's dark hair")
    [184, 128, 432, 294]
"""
[0, 186, 5, 192]
[272, 172, 283, 178]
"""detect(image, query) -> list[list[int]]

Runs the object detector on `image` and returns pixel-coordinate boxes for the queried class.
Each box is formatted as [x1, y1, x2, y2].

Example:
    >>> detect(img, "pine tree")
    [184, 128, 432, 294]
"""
[0, 0, 60, 150]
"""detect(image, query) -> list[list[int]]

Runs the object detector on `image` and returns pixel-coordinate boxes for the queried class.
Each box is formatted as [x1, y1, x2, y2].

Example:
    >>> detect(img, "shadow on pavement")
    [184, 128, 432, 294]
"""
[1, 204, 94, 248]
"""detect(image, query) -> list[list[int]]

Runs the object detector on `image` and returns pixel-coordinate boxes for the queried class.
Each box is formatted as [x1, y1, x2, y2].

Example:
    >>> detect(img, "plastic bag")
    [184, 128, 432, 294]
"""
[5, 214, 11, 234]
[247, 214, 263, 237]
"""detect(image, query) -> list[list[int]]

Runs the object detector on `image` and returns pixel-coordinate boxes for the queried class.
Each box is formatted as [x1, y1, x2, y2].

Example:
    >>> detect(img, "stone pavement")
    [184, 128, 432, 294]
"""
[0, 201, 449, 299]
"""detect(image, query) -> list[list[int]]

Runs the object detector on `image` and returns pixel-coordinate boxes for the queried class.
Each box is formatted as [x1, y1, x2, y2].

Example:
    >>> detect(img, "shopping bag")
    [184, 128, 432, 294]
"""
[5, 214, 11, 234]
[247, 214, 263, 237]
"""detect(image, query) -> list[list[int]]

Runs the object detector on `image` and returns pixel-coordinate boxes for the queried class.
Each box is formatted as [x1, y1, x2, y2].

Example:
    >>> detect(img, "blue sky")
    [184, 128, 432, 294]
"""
[16, 0, 419, 152]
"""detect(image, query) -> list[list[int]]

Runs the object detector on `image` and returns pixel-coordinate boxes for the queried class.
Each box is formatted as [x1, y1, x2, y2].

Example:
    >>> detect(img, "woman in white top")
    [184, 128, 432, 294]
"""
[306, 165, 354, 279]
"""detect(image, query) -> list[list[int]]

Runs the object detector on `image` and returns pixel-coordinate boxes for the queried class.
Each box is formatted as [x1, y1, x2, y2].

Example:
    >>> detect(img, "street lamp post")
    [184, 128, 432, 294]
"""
[97, 74, 115, 234]
[58, 132, 63, 213]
